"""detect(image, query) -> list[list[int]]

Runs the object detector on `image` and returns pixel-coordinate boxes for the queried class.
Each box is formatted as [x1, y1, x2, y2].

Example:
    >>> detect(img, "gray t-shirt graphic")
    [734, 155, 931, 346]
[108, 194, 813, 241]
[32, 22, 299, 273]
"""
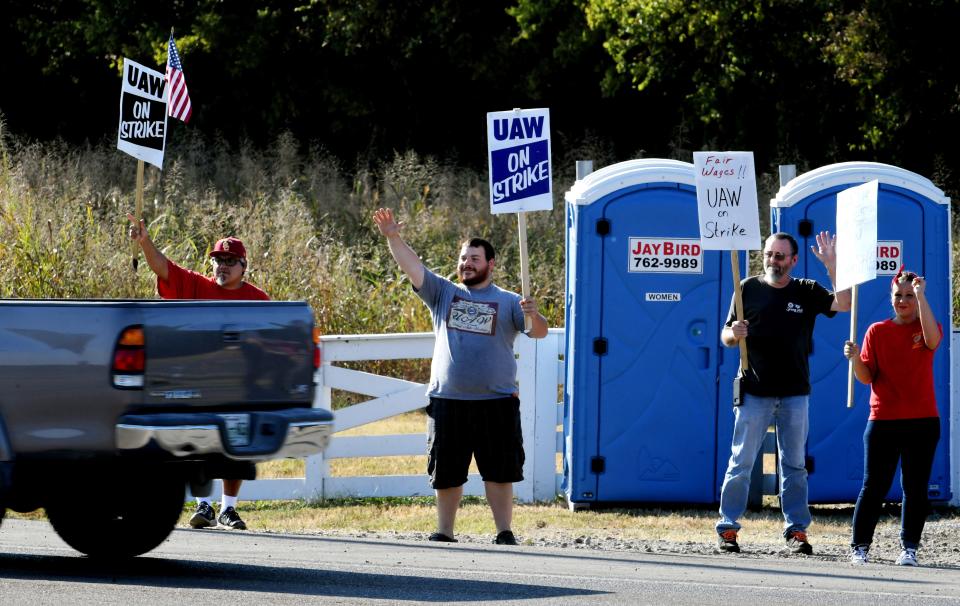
[415, 268, 526, 399]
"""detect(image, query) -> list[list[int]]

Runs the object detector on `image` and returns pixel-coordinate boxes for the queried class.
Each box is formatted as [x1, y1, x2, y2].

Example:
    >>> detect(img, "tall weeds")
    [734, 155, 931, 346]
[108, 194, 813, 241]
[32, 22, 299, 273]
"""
[0, 131, 957, 335]
[0, 132, 570, 337]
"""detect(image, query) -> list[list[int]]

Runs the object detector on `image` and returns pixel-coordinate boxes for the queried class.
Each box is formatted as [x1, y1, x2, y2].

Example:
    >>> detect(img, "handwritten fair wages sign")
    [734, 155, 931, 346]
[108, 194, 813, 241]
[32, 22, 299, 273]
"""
[693, 151, 761, 251]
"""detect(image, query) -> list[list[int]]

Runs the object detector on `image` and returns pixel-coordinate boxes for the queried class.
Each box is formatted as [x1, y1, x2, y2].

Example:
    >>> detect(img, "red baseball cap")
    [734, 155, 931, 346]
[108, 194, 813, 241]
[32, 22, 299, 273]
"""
[210, 237, 247, 259]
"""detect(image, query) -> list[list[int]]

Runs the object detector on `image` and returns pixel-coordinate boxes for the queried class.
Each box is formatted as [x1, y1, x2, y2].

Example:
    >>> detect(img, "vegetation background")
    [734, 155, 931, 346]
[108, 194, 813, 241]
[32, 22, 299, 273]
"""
[1, 1, 957, 321]
[1, 1, 959, 538]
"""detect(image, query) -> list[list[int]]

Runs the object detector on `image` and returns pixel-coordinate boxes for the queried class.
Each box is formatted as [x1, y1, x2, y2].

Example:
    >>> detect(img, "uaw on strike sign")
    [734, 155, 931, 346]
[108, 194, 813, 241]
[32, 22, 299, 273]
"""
[486, 108, 552, 214]
[117, 58, 168, 169]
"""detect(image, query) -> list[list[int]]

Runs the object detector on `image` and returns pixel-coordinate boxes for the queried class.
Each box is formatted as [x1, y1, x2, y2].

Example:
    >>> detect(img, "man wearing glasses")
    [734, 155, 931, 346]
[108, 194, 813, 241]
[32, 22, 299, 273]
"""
[128, 214, 268, 531]
[715, 231, 851, 555]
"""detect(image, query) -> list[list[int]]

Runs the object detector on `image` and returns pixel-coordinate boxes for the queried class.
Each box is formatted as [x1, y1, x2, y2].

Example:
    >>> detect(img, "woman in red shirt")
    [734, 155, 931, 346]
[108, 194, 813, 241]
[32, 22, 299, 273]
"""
[843, 270, 942, 567]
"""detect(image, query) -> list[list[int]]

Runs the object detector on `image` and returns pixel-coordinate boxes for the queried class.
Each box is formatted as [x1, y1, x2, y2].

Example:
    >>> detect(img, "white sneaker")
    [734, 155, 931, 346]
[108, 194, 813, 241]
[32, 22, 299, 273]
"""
[850, 545, 869, 565]
[896, 548, 919, 567]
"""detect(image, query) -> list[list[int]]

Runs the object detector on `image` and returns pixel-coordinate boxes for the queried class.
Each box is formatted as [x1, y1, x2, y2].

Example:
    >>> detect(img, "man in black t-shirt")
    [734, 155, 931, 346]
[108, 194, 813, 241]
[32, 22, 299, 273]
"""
[715, 231, 851, 555]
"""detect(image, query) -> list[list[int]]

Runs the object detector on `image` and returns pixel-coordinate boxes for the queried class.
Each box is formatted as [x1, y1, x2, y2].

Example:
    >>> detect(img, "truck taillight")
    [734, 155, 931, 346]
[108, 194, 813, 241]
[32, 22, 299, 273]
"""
[313, 328, 321, 370]
[113, 326, 145, 388]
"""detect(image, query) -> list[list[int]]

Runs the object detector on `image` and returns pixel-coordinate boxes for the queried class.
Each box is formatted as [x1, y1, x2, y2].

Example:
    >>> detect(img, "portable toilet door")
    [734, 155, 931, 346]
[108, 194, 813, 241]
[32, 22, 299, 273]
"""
[771, 162, 953, 503]
[563, 159, 743, 505]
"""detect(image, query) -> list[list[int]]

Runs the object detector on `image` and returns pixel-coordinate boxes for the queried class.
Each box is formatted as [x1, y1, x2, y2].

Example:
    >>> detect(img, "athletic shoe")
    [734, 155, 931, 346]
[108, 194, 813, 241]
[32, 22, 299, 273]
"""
[217, 506, 248, 530]
[427, 532, 457, 543]
[896, 548, 919, 567]
[189, 501, 216, 529]
[494, 530, 518, 545]
[850, 545, 869, 564]
[717, 529, 740, 553]
[786, 530, 814, 555]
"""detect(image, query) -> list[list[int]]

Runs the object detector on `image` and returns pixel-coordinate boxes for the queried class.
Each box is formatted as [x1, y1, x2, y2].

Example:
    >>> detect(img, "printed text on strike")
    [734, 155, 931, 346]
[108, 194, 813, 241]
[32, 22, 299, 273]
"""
[119, 120, 165, 139]
[492, 160, 549, 202]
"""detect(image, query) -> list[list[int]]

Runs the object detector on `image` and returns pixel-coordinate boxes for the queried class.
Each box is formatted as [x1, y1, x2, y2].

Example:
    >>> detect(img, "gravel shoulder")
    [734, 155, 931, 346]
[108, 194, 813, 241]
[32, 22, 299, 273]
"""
[274, 508, 960, 570]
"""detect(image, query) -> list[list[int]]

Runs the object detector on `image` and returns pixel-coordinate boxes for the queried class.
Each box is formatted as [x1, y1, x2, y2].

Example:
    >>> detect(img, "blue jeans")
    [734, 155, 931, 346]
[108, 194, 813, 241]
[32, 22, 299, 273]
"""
[851, 417, 940, 550]
[717, 393, 811, 536]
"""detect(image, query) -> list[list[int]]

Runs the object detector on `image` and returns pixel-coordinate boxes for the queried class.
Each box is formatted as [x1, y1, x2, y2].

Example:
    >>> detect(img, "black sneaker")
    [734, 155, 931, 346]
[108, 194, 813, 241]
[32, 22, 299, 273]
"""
[217, 506, 247, 530]
[717, 529, 740, 553]
[189, 501, 216, 529]
[427, 532, 457, 543]
[786, 530, 813, 555]
[494, 530, 518, 545]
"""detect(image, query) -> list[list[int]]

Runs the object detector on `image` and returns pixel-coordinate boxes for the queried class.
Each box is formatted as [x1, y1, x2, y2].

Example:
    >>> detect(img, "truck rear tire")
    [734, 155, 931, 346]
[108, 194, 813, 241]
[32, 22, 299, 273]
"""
[46, 475, 185, 558]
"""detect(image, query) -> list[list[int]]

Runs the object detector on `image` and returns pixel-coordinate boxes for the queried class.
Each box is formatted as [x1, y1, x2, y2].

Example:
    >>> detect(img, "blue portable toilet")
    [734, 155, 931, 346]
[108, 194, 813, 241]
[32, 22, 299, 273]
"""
[563, 159, 744, 506]
[771, 162, 954, 503]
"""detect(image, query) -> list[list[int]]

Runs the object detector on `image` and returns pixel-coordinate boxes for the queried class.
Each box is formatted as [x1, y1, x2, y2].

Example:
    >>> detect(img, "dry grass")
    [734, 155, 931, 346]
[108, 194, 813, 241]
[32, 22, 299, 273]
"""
[162, 497, 910, 549]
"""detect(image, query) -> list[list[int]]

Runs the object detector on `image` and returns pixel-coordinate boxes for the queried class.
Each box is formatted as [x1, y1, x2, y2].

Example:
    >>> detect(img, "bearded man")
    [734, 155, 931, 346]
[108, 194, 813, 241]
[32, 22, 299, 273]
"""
[372, 207, 547, 546]
[715, 231, 851, 555]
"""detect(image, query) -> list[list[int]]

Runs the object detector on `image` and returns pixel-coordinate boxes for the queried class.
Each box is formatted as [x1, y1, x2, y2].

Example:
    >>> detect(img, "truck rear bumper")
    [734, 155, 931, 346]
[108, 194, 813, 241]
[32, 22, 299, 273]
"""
[116, 408, 334, 461]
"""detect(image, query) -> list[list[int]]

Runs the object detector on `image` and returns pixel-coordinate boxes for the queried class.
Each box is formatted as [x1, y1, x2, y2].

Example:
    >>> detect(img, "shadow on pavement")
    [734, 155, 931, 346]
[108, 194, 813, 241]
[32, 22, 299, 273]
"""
[0, 552, 605, 601]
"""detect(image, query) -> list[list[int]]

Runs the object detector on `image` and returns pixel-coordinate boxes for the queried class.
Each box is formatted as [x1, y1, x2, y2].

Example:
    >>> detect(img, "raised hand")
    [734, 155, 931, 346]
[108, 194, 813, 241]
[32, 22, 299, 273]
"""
[912, 275, 926, 298]
[810, 230, 837, 268]
[127, 213, 147, 243]
[372, 208, 402, 238]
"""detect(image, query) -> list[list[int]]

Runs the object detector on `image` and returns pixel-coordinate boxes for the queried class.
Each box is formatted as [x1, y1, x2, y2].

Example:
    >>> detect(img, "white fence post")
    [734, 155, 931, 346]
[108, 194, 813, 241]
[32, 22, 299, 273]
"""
[306, 353, 333, 500]
[531, 330, 562, 502]
[515, 336, 537, 503]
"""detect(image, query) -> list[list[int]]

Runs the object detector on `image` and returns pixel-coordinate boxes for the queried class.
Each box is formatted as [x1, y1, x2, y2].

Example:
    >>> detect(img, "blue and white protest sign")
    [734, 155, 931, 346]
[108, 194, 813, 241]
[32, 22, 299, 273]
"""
[117, 58, 167, 170]
[486, 108, 552, 214]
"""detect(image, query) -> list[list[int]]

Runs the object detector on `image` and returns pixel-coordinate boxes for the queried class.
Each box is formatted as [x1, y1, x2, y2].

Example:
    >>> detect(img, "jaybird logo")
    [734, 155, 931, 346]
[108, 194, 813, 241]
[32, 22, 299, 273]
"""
[786, 302, 803, 314]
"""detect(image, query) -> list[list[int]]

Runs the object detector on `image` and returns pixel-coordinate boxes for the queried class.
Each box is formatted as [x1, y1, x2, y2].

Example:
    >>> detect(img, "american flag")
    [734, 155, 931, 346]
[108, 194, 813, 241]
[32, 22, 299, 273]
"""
[166, 34, 192, 123]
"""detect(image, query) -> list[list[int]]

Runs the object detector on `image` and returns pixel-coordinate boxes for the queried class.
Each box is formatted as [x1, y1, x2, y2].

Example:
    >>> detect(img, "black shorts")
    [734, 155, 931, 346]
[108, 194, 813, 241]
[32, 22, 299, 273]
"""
[426, 396, 525, 489]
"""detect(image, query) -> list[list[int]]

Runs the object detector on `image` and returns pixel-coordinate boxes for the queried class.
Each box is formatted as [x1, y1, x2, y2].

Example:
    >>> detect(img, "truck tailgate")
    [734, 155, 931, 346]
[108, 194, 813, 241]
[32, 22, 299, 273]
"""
[141, 301, 314, 408]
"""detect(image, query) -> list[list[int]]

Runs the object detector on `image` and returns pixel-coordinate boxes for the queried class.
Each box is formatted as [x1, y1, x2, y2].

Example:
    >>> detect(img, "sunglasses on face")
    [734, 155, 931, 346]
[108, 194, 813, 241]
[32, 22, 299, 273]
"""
[212, 256, 242, 267]
[763, 251, 790, 261]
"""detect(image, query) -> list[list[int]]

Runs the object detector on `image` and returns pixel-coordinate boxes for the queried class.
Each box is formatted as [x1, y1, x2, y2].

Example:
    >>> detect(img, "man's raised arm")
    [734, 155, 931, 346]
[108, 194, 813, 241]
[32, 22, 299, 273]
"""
[127, 213, 169, 281]
[810, 230, 851, 312]
[373, 208, 424, 289]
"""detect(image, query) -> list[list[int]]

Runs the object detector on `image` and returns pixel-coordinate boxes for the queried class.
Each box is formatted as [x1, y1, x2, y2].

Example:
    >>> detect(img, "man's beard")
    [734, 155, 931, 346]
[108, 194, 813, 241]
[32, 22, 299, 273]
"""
[459, 266, 489, 286]
[215, 273, 230, 286]
[765, 265, 784, 281]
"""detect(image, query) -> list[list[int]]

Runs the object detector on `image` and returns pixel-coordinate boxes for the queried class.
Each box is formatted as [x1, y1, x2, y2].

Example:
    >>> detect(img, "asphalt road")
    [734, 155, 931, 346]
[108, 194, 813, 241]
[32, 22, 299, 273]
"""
[1, 519, 959, 605]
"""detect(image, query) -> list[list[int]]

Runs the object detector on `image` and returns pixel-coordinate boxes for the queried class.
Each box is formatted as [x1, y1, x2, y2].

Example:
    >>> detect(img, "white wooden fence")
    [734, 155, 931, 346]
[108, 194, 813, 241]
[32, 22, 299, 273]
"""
[236, 329, 566, 503]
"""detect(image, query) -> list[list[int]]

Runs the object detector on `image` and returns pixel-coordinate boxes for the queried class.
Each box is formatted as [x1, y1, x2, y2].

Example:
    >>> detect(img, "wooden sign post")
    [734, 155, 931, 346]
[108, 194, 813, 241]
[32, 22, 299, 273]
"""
[117, 57, 168, 271]
[835, 180, 879, 407]
[693, 151, 763, 371]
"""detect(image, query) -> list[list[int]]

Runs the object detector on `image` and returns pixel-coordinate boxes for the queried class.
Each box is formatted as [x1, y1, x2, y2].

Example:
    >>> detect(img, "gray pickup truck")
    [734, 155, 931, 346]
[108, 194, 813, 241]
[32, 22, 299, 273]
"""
[0, 299, 333, 557]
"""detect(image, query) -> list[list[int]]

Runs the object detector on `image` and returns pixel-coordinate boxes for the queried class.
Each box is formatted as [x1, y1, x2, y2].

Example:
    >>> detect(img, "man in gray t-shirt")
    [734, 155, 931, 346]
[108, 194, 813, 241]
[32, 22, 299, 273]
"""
[373, 207, 547, 545]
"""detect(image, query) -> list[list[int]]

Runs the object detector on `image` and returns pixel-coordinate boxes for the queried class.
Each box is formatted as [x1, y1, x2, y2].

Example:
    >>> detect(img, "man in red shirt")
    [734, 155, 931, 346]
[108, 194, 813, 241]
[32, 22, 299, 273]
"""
[128, 213, 268, 530]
